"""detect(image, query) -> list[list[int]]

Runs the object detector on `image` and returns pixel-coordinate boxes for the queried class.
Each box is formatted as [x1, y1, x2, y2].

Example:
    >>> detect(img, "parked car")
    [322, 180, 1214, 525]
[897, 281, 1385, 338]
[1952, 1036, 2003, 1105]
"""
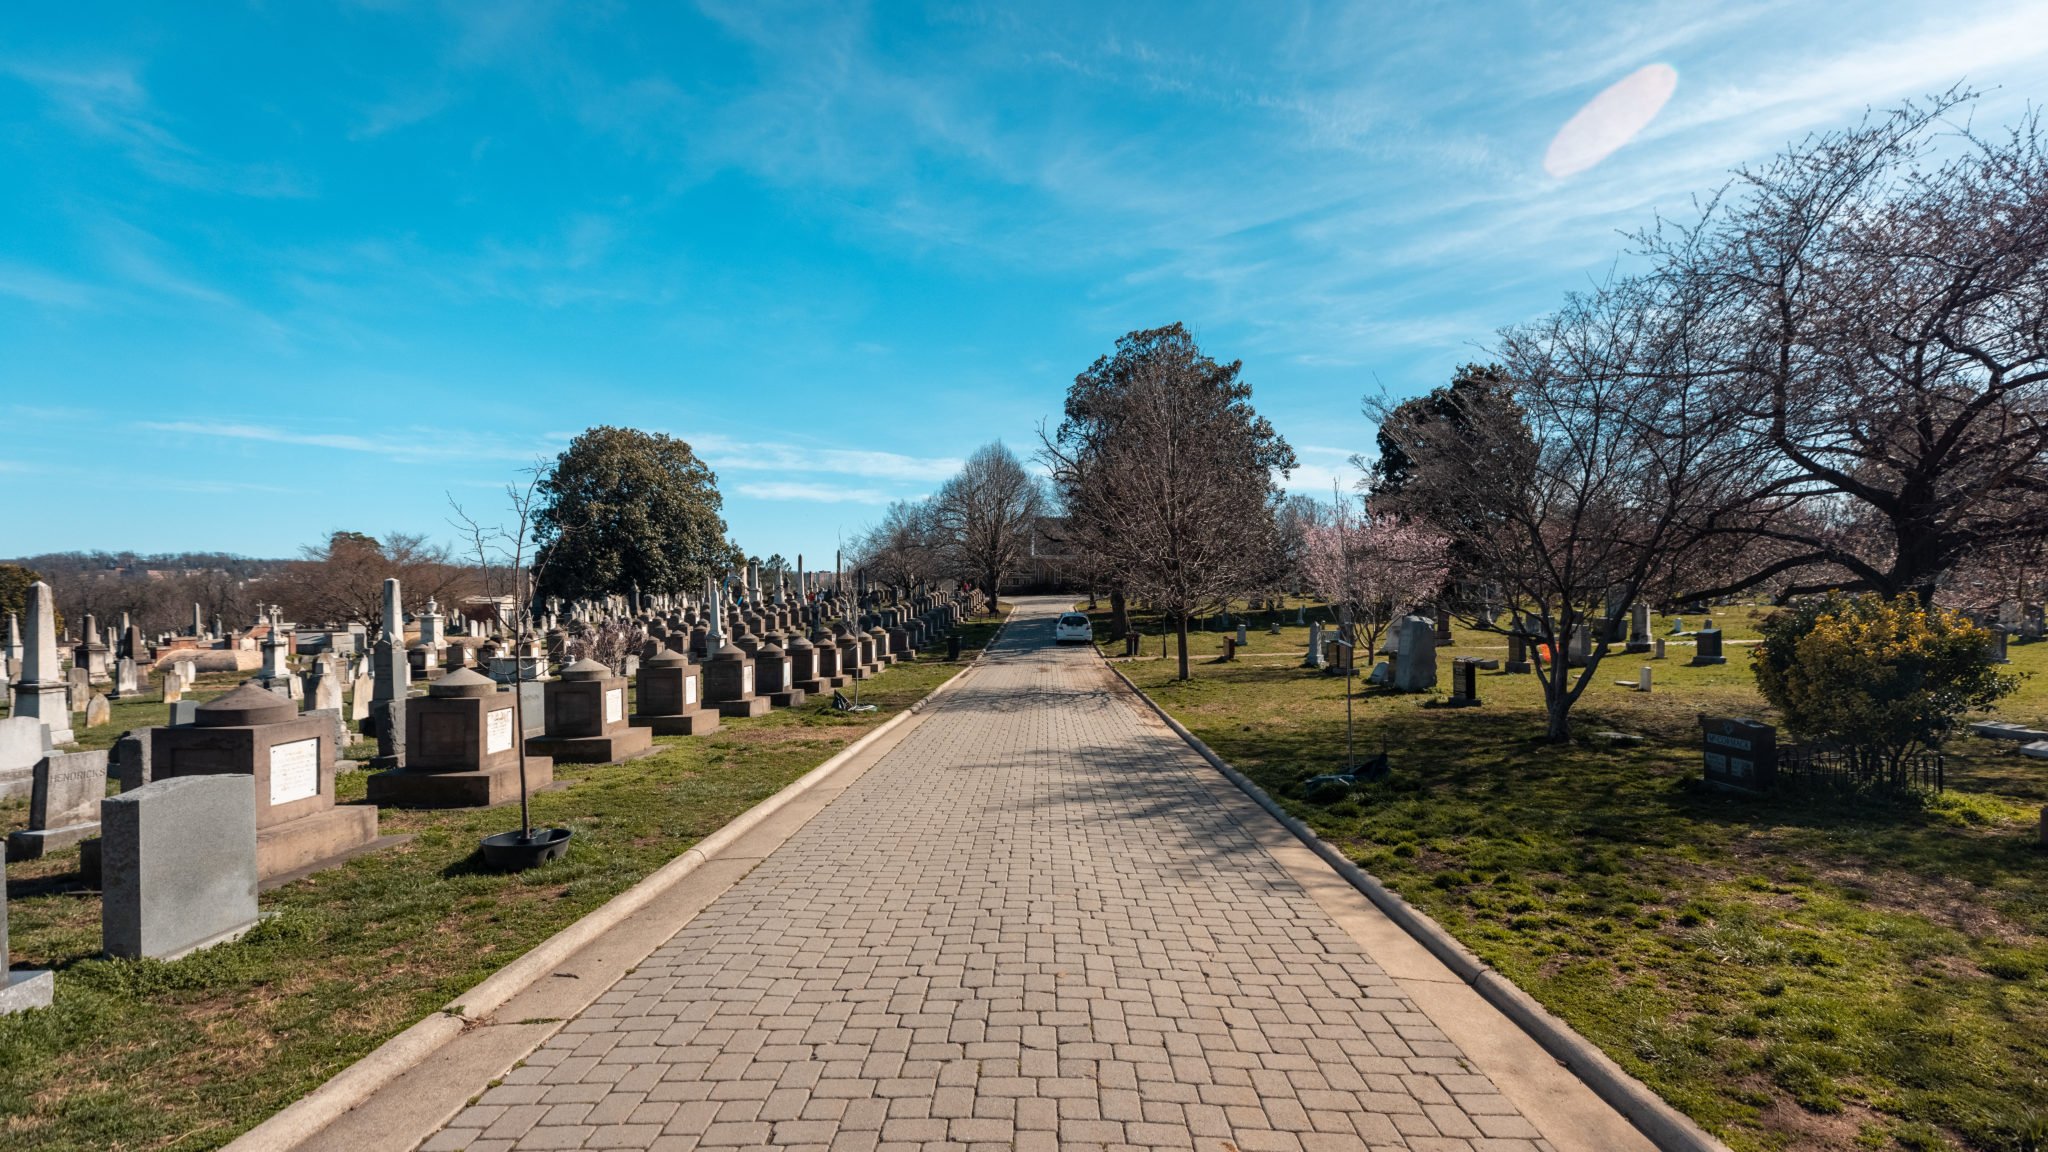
[1054, 613, 1095, 644]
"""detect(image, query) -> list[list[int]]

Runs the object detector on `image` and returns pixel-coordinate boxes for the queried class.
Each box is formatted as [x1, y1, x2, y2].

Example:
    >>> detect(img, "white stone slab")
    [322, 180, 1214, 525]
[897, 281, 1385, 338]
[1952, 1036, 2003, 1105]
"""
[268, 737, 319, 805]
[486, 707, 514, 754]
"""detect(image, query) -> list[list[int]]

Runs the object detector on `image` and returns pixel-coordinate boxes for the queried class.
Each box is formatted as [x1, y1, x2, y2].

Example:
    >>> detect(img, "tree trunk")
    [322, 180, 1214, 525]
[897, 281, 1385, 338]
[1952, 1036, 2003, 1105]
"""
[1109, 590, 1130, 639]
[1175, 613, 1191, 681]
[1542, 672, 1574, 742]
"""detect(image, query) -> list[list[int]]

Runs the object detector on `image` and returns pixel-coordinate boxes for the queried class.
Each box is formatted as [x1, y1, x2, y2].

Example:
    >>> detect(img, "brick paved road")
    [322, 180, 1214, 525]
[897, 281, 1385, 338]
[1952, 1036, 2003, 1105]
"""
[427, 597, 1551, 1152]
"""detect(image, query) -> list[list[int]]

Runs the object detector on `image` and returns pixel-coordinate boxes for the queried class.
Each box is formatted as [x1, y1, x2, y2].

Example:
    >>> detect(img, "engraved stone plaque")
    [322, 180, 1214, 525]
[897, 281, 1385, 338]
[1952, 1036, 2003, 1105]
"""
[269, 737, 319, 805]
[486, 707, 514, 754]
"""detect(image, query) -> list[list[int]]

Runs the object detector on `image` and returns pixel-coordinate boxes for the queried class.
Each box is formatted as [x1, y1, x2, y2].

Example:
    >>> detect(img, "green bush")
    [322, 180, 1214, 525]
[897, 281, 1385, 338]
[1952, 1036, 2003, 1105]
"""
[1753, 592, 2018, 770]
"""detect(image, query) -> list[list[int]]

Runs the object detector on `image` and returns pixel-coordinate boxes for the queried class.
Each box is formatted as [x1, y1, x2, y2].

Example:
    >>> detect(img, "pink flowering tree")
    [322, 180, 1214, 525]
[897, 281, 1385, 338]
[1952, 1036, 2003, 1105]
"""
[1299, 499, 1451, 666]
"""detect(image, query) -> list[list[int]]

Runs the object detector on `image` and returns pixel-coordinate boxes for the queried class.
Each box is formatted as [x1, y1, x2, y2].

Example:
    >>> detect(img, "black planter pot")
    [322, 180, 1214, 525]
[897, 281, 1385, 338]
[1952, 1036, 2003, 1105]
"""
[480, 827, 572, 872]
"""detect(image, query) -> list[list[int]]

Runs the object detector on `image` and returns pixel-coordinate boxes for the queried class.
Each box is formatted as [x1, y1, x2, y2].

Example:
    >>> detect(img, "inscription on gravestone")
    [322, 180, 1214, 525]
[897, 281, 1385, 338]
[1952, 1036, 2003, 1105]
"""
[1700, 716, 1776, 792]
[268, 738, 320, 805]
[485, 707, 514, 755]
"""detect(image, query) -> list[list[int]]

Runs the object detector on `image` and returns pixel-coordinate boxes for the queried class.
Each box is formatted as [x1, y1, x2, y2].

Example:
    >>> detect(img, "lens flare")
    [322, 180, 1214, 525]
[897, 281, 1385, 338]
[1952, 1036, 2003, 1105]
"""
[1543, 62, 1678, 178]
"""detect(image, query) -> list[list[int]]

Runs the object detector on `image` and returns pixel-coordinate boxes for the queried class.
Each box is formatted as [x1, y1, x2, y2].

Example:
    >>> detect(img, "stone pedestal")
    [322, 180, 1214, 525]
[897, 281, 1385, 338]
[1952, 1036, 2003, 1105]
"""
[629, 650, 720, 736]
[371, 668, 554, 807]
[704, 642, 769, 719]
[152, 683, 387, 883]
[755, 640, 805, 709]
[526, 659, 653, 763]
[787, 632, 825, 695]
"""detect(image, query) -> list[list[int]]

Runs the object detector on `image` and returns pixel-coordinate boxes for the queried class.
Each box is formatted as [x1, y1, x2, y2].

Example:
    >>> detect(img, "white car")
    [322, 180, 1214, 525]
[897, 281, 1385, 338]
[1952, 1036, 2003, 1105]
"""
[1054, 613, 1095, 644]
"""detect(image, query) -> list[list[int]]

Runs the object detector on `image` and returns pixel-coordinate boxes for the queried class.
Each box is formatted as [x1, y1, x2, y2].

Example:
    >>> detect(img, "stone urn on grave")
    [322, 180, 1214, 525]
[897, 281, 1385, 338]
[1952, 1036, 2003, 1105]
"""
[369, 667, 555, 807]
[630, 648, 720, 736]
[525, 659, 654, 764]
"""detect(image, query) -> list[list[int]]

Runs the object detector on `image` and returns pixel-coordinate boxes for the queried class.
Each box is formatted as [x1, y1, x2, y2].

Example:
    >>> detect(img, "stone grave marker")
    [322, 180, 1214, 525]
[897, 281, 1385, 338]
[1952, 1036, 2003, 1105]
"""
[528, 659, 654, 763]
[1691, 627, 1727, 666]
[1, 857, 55, 1013]
[0, 716, 50, 803]
[1446, 657, 1479, 706]
[6, 749, 109, 860]
[111, 729, 153, 792]
[371, 668, 553, 807]
[84, 692, 111, 729]
[1700, 716, 1776, 793]
[152, 682, 384, 882]
[1392, 615, 1437, 691]
[631, 649, 720, 736]
[101, 774, 259, 960]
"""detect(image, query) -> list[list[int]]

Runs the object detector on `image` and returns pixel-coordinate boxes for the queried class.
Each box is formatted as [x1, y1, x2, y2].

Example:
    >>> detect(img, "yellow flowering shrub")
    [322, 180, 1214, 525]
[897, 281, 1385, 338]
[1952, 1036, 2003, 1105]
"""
[1753, 592, 2019, 769]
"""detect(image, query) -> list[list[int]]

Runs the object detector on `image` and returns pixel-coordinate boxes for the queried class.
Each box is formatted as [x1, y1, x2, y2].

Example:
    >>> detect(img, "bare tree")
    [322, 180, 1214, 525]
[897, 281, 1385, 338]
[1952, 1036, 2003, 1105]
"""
[851, 500, 945, 590]
[1375, 277, 1752, 741]
[275, 530, 472, 628]
[1647, 92, 2048, 603]
[1298, 497, 1451, 667]
[929, 442, 1045, 607]
[1043, 324, 1296, 680]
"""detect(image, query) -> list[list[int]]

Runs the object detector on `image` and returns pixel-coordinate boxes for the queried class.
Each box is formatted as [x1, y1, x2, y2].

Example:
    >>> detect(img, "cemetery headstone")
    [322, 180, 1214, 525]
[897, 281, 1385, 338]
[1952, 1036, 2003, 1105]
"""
[101, 774, 259, 960]
[0, 716, 51, 804]
[371, 668, 554, 807]
[6, 749, 109, 860]
[13, 582, 73, 748]
[111, 729, 154, 792]
[1505, 632, 1531, 675]
[631, 649, 720, 736]
[1700, 717, 1777, 793]
[1, 857, 55, 1013]
[1446, 657, 1479, 707]
[528, 659, 655, 763]
[1691, 627, 1727, 666]
[152, 682, 385, 882]
[1626, 604, 1652, 653]
[84, 692, 111, 729]
[1391, 615, 1437, 692]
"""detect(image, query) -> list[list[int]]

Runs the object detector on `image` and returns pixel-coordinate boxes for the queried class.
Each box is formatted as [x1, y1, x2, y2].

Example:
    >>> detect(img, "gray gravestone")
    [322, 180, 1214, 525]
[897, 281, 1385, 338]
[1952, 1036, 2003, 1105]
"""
[7, 749, 109, 860]
[168, 700, 200, 727]
[1691, 627, 1726, 666]
[101, 774, 259, 960]
[111, 729, 154, 792]
[1392, 615, 1437, 692]
[1, 857, 55, 1013]
[0, 715, 51, 803]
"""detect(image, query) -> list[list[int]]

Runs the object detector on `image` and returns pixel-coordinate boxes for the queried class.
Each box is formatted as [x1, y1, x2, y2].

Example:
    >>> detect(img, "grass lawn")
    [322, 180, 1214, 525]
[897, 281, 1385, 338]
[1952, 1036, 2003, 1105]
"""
[0, 611, 1005, 1152]
[1093, 601, 2048, 1152]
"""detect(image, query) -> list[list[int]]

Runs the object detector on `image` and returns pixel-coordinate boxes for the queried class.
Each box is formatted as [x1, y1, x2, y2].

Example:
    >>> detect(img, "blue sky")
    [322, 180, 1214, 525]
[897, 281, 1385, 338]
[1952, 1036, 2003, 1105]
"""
[4, 2, 2046, 565]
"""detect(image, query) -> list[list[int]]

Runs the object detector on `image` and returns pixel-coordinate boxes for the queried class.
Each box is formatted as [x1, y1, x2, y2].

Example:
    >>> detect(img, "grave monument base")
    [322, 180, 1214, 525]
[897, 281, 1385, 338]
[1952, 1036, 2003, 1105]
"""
[767, 689, 807, 708]
[716, 697, 772, 719]
[6, 821, 99, 862]
[630, 711, 720, 737]
[258, 804, 384, 882]
[0, 969, 54, 1014]
[367, 757, 555, 808]
[524, 726, 653, 764]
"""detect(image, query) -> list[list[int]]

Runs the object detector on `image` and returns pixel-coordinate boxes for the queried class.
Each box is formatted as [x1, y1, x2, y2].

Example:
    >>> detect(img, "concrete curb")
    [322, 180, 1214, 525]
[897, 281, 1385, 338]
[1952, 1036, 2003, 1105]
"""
[226, 629, 997, 1152]
[1102, 660, 1733, 1152]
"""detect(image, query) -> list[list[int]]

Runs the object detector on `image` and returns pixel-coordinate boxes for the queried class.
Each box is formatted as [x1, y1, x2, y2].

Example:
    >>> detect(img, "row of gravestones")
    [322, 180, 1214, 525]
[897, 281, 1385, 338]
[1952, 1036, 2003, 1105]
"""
[0, 583, 979, 1012]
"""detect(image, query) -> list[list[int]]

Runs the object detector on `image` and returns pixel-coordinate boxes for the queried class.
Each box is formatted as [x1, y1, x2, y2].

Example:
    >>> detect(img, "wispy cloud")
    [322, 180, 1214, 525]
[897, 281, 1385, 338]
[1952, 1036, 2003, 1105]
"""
[137, 421, 557, 464]
[1, 60, 309, 196]
[0, 261, 94, 308]
[736, 480, 895, 504]
[690, 434, 963, 484]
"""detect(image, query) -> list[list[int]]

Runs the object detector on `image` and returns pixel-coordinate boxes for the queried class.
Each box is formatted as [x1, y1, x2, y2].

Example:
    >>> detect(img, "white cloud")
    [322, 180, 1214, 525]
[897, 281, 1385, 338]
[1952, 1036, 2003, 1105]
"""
[1544, 63, 1679, 178]
[137, 421, 556, 464]
[689, 433, 963, 483]
[736, 481, 895, 504]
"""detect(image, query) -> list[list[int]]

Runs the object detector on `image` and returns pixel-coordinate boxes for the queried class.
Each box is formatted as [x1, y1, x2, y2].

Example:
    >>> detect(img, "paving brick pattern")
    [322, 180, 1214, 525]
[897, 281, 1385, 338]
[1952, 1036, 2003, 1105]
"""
[427, 599, 1551, 1151]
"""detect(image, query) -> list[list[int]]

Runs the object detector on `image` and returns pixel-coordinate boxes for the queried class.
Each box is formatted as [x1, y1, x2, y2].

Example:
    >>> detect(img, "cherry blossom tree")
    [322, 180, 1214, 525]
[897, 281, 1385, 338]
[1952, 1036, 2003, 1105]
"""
[1298, 499, 1451, 667]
